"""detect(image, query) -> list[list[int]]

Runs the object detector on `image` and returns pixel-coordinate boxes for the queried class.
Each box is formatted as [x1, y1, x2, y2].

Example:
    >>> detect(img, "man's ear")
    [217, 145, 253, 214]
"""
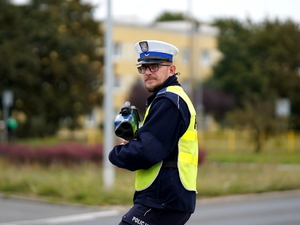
[169, 64, 176, 76]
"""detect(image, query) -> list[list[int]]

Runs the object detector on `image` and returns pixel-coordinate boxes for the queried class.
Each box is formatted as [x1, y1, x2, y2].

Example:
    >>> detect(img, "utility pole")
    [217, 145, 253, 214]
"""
[1, 90, 13, 142]
[187, 0, 204, 130]
[187, 0, 194, 102]
[103, 0, 115, 189]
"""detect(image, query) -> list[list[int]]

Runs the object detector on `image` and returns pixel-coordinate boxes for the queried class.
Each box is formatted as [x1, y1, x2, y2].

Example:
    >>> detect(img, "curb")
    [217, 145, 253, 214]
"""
[195, 189, 300, 205]
[2, 189, 300, 209]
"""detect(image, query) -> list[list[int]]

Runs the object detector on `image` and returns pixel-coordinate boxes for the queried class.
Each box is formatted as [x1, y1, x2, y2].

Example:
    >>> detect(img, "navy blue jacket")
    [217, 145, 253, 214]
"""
[109, 75, 196, 212]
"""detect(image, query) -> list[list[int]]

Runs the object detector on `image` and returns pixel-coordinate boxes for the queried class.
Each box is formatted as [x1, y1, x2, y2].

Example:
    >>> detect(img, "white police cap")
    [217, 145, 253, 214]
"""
[134, 40, 179, 65]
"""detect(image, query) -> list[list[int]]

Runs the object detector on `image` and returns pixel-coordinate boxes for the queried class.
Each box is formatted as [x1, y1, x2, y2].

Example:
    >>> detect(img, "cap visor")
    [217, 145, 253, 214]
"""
[136, 59, 166, 66]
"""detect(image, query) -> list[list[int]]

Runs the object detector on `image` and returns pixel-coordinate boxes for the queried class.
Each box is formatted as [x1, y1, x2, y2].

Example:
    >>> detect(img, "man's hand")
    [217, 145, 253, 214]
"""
[121, 140, 129, 145]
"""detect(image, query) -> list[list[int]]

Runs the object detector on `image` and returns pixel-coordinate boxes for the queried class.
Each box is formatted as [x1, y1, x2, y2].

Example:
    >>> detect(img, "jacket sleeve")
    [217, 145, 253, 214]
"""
[109, 96, 190, 171]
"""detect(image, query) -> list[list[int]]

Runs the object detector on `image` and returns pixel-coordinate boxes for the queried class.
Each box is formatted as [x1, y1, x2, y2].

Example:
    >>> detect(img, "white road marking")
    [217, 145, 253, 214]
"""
[0, 210, 119, 225]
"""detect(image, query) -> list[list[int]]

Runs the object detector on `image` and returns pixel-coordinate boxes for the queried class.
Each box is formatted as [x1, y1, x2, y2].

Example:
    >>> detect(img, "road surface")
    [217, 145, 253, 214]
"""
[0, 190, 300, 225]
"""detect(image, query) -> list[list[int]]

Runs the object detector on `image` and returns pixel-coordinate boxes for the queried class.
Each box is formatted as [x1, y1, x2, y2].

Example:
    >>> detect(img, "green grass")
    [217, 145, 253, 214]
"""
[1, 159, 300, 206]
[1, 130, 300, 206]
[201, 131, 300, 164]
[206, 150, 300, 164]
[0, 160, 135, 205]
[197, 162, 300, 197]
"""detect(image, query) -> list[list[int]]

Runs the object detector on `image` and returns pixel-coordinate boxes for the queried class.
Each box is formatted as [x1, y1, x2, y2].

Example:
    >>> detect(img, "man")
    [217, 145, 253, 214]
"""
[109, 40, 198, 225]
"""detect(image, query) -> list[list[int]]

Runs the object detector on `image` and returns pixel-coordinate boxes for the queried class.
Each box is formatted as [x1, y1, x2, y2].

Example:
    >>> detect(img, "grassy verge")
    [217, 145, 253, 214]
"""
[206, 150, 300, 164]
[0, 159, 134, 205]
[1, 131, 299, 206]
[197, 162, 300, 197]
[1, 159, 300, 206]
[201, 131, 300, 164]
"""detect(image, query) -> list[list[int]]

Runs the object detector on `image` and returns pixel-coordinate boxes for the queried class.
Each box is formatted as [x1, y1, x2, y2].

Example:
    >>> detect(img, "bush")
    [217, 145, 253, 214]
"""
[0, 142, 103, 166]
[0, 142, 206, 166]
[198, 148, 207, 166]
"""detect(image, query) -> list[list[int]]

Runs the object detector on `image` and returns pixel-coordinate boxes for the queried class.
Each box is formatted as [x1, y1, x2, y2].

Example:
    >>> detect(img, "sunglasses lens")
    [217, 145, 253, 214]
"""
[150, 64, 159, 72]
[137, 67, 142, 74]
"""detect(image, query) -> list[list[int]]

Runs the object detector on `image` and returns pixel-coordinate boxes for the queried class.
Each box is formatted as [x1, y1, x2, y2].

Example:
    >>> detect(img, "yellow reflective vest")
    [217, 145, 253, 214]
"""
[135, 85, 198, 192]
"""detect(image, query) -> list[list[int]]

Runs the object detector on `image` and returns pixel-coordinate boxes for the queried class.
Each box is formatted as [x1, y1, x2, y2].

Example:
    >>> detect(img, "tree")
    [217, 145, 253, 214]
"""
[154, 11, 186, 22]
[202, 86, 235, 122]
[0, 0, 103, 137]
[154, 11, 200, 27]
[226, 91, 278, 153]
[206, 18, 300, 129]
[127, 79, 149, 118]
[206, 19, 265, 107]
[252, 20, 300, 129]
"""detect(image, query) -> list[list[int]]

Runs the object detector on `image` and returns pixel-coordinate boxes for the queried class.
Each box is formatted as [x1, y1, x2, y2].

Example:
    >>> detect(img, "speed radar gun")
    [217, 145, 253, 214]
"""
[114, 101, 141, 140]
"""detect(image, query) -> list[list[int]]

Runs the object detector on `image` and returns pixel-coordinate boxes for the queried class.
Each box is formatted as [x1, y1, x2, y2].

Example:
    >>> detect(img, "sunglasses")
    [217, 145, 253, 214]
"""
[137, 64, 171, 74]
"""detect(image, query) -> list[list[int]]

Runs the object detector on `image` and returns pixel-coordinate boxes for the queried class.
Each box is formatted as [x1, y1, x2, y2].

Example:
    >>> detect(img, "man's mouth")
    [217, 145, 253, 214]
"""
[145, 77, 156, 82]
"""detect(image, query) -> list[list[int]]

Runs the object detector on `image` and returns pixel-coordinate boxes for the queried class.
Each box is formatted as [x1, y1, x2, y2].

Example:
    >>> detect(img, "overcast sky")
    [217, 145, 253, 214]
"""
[12, 0, 300, 24]
[87, 0, 299, 23]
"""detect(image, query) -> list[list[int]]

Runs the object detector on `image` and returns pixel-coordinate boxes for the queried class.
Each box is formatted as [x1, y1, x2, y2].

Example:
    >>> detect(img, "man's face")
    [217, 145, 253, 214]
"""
[139, 63, 176, 92]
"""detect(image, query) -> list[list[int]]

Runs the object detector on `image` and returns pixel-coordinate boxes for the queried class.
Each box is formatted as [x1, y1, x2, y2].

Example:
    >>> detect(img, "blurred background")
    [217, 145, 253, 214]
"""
[0, 0, 300, 206]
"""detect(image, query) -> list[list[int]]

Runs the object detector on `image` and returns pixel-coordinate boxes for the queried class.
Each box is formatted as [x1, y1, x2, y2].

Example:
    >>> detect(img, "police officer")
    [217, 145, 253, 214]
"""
[109, 40, 198, 225]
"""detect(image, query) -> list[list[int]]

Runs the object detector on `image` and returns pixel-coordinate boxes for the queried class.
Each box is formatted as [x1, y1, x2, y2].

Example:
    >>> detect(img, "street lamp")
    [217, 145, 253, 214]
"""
[103, 0, 115, 189]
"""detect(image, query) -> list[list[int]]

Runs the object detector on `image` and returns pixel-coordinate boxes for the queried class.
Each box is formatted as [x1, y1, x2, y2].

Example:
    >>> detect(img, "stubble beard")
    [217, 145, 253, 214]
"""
[144, 83, 160, 93]
[145, 85, 156, 93]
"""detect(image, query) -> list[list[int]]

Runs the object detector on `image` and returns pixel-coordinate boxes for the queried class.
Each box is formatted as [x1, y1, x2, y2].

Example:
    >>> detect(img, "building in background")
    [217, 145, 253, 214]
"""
[107, 19, 221, 111]
[82, 19, 222, 136]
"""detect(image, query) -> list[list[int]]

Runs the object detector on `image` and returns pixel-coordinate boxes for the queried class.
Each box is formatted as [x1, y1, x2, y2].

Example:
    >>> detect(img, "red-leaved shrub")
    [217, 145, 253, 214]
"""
[198, 148, 207, 166]
[0, 142, 206, 166]
[0, 142, 103, 166]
